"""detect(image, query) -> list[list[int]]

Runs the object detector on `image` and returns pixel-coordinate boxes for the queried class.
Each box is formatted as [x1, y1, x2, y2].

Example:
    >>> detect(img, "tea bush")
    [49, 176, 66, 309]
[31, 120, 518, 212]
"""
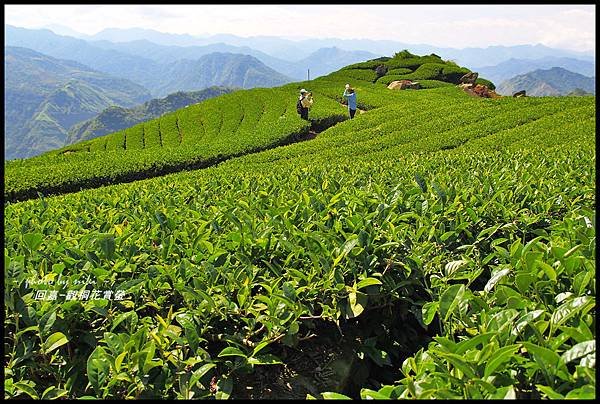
[4, 51, 595, 400]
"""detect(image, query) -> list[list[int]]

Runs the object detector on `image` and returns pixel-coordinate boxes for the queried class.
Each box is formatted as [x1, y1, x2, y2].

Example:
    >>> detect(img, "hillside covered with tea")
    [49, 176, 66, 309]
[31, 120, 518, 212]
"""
[4, 50, 595, 400]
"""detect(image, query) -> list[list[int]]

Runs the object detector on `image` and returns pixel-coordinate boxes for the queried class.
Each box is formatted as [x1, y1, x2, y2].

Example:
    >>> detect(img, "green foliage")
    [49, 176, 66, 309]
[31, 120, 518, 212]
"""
[66, 87, 234, 145]
[337, 69, 379, 83]
[386, 68, 412, 76]
[385, 55, 447, 70]
[5, 46, 152, 160]
[4, 50, 595, 400]
[417, 80, 455, 89]
[394, 63, 470, 83]
[341, 60, 385, 70]
[475, 78, 496, 90]
[5, 87, 344, 202]
[392, 49, 416, 59]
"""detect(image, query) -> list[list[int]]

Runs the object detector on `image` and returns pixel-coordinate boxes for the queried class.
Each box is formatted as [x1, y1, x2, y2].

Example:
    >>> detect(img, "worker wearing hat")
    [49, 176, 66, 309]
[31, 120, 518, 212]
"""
[343, 84, 357, 119]
[297, 89, 314, 120]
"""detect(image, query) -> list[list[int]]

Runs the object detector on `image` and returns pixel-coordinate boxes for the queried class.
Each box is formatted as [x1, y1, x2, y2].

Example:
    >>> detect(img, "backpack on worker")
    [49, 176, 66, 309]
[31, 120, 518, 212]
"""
[296, 97, 304, 114]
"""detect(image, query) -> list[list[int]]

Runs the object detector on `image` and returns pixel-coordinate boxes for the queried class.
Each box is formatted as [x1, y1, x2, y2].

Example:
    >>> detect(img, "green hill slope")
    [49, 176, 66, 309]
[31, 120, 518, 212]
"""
[66, 87, 235, 144]
[4, 51, 595, 400]
[4, 46, 153, 160]
[5, 50, 488, 201]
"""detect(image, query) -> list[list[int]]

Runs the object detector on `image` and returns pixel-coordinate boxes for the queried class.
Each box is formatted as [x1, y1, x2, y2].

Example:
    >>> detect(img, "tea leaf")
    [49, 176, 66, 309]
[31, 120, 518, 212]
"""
[218, 347, 247, 358]
[439, 284, 465, 322]
[484, 268, 510, 293]
[561, 340, 595, 364]
[43, 332, 69, 354]
[483, 344, 520, 377]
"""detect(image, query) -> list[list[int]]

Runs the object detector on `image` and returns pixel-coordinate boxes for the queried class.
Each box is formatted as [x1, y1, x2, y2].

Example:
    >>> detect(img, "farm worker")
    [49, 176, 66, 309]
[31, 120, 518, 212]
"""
[343, 85, 357, 119]
[297, 89, 313, 120]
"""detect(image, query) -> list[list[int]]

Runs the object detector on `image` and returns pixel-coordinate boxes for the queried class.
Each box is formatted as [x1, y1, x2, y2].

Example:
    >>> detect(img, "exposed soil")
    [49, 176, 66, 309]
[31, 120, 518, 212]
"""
[230, 299, 435, 399]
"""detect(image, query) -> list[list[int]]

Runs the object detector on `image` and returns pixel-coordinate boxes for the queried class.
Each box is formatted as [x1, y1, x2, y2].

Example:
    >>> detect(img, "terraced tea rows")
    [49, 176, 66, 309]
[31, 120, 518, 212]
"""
[4, 87, 344, 202]
[4, 51, 493, 202]
[4, 51, 595, 400]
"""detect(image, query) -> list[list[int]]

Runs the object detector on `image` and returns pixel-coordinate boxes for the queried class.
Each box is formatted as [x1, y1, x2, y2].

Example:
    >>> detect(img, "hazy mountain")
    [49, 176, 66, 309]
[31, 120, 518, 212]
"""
[5, 25, 295, 93]
[10, 24, 593, 84]
[152, 53, 292, 96]
[67, 86, 234, 144]
[473, 57, 596, 85]
[85, 27, 594, 67]
[5, 46, 152, 160]
[283, 47, 382, 79]
[87, 28, 313, 60]
[88, 39, 380, 80]
[41, 24, 91, 39]
[567, 88, 594, 97]
[91, 27, 206, 47]
[496, 67, 595, 97]
[5, 25, 165, 90]
[88, 38, 300, 80]
[445, 44, 594, 70]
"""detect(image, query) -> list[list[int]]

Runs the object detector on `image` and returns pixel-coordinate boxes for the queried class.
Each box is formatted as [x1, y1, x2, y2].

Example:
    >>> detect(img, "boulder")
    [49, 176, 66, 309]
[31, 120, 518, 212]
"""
[472, 84, 489, 97]
[459, 72, 478, 85]
[461, 83, 502, 99]
[388, 80, 420, 90]
[375, 64, 388, 79]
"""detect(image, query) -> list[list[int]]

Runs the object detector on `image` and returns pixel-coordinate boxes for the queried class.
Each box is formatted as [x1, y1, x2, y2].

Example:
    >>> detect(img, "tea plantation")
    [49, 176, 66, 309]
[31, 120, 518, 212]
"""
[4, 51, 595, 399]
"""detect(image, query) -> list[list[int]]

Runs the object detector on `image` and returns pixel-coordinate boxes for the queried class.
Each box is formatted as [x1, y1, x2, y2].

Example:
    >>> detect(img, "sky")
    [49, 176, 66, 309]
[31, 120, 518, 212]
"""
[4, 4, 596, 53]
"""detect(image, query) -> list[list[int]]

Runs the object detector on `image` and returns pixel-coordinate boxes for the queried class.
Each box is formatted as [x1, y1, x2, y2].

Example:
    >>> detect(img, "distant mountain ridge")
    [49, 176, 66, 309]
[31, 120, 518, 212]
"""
[289, 47, 380, 80]
[7, 25, 594, 82]
[474, 57, 596, 85]
[4, 46, 152, 160]
[88, 38, 380, 80]
[6, 24, 596, 159]
[6, 26, 379, 82]
[5, 25, 294, 95]
[496, 67, 595, 97]
[152, 53, 292, 96]
[67, 87, 234, 145]
[84, 26, 595, 67]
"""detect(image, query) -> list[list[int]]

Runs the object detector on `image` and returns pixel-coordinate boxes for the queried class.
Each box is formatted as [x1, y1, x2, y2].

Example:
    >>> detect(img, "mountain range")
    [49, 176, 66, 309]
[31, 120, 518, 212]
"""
[89, 38, 380, 81]
[4, 46, 152, 160]
[496, 67, 595, 97]
[5, 45, 284, 160]
[473, 57, 596, 86]
[5, 25, 294, 96]
[83, 26, 595, 67]
[7, 24, 594, 81]
[67, 87, 234, 145]
[5, 25, 381, 84]
[151, 53, 291, 96]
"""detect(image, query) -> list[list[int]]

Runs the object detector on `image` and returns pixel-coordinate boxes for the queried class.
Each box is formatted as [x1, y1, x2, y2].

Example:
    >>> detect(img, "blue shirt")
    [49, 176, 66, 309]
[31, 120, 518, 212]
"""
[343, 90, 357, 110]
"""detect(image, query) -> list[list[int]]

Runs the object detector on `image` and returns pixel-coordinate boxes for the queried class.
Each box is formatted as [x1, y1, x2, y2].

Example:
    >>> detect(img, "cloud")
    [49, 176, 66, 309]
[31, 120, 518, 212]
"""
[4, 4, 595, 52]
